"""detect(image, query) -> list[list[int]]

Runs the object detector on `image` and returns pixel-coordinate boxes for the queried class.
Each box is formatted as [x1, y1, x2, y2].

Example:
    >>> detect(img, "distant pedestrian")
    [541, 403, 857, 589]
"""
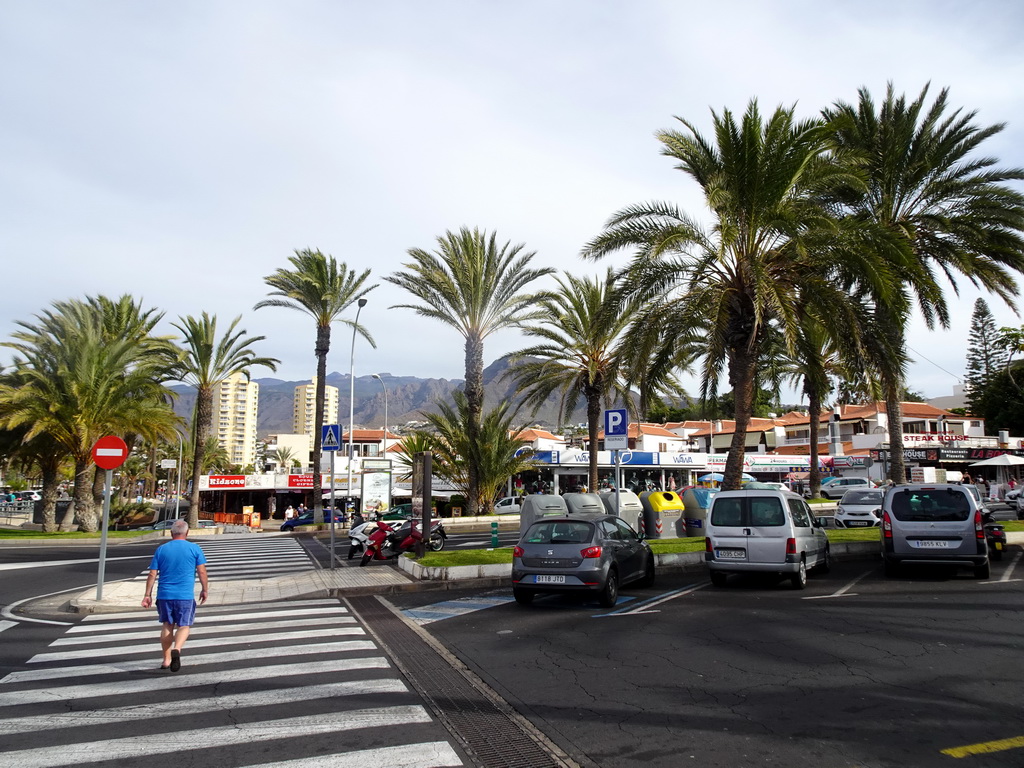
[141, 520, 208, 672]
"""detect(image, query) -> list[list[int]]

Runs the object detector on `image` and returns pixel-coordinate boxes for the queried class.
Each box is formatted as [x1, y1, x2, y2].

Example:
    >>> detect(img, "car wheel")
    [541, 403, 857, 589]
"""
[710, 571, 728, 587]
[974, 561, 991, 580]
[883, 558, 899, 578]
[636, 556, 655, 588]
[598, 569, 619, 608]
[513, 587, 534, 605]
[818, 546, 832, 574]
[428, 533, 445, 552]
[790, 559, 807, 590]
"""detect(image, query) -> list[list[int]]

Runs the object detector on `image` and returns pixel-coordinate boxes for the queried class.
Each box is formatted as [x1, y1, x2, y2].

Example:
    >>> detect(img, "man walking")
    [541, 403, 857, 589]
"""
[141, 519, 208, 672]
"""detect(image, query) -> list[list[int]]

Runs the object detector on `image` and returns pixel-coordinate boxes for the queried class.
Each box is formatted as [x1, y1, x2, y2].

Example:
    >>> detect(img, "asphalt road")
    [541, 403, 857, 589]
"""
[390, 550, 1024, 768]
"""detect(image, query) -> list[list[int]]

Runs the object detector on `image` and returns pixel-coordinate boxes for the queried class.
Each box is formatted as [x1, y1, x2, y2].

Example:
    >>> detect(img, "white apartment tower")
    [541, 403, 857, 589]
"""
[293, 377, 340, 446]
[212, 372, 260, 468]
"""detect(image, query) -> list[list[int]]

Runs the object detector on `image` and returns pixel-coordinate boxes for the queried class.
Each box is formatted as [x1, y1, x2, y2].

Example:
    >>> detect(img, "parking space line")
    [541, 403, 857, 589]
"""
[597, 583, 707, 616]
[1000, 549, 1023, 581]
[941, 734, 1024, 758]
[803, 567, 873, 600]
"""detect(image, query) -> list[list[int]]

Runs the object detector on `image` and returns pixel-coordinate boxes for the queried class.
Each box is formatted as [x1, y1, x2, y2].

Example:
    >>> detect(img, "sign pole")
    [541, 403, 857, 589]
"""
[615, 450, 621, 517]
[329, 450, 336, 569]
[96, 468, 113, 601]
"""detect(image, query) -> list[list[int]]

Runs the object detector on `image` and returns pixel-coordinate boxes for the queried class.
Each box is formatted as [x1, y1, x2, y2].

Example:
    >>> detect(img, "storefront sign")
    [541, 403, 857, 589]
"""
[288, 474, 314, 488]
[208, 475, 245, 488]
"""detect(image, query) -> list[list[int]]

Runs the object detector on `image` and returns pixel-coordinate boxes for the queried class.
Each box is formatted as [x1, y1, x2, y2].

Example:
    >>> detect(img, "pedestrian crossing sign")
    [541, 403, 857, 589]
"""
[321, 424, 341, 451]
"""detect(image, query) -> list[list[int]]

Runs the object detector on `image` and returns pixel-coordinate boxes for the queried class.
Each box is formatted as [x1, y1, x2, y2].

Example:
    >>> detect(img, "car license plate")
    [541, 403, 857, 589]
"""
[716, 549, 745, 559]
[848, 521, 869, 527]
[536, 575, 565, 584]
[916, 540, 949, 548]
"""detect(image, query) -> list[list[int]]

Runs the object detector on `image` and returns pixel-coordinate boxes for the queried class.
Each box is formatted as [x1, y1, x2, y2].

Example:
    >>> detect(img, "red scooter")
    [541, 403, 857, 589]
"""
[359, 518, 446, 566]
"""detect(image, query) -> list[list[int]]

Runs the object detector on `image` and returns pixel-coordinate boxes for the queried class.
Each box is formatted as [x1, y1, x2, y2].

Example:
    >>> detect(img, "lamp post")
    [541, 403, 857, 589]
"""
[174, 430, 183, 520]
[372, 373, 389, 511]
[347, 299, 367, 517]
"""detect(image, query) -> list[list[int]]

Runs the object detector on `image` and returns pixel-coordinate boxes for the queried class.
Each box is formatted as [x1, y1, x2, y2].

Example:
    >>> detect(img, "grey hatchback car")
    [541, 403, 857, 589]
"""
[512, 513, 655, 607]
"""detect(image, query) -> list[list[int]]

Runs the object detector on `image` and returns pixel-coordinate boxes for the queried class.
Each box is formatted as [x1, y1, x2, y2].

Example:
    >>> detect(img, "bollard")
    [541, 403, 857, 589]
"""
[491, 520, 499, 548]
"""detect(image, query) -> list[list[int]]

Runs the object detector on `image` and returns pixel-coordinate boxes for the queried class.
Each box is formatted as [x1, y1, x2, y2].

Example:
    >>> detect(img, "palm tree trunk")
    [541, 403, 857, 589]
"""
[187, 385, 212, 527]
[586, 386, 603, 492]
[464, 332, 485, 517]
[885, 389, 905, 484]
[723, 348, 757, 490]
[71, 455, 94, 532]
[313, 325, 330, 525]
[807, 385, 822, 498]
[39, 460, 60, 533]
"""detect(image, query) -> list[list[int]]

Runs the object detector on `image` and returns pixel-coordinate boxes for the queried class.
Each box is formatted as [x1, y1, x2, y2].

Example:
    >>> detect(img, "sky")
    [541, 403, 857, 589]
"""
[3, 0, 1024, 406]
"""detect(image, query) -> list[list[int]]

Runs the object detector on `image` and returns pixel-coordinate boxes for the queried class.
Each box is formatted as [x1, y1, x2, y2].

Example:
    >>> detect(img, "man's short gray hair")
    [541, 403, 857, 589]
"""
[170, 519, 189, 536]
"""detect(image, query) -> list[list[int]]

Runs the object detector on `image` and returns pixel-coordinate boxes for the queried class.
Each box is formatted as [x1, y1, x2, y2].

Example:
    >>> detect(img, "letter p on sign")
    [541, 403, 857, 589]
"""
[604, 409, 628, 450]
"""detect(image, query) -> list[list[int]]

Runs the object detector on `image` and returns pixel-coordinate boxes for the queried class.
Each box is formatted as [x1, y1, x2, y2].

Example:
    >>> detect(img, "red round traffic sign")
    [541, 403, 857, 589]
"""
[92, 435, 129, 470]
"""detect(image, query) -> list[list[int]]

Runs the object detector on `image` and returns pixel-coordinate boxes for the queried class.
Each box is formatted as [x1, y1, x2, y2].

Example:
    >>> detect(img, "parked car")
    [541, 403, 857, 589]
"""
[280, 511, 346, 531]
[813, 477, 875, 500]
[14, 490, 41, 502]
[139, 519, 177, 531]
[880, 483, 989, 579]
[494, 496, 523, 514]
[196, 519, 218, 529]
[705, 488, 830, 589]
[512, 513, 655, 607]
[834, 489, 884, 528]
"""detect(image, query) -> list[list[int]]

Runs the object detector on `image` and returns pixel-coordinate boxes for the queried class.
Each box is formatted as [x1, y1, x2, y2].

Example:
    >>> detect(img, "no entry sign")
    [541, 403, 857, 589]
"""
[92, 435, 128, 470]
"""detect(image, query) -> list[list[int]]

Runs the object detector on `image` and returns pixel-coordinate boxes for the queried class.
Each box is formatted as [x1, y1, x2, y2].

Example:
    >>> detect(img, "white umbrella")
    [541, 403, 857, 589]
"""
[968, 454, 1024, 467]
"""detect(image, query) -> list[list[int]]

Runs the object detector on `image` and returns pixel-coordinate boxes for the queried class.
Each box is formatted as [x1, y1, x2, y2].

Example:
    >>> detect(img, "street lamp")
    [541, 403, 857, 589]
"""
[347, 299, 367, 516]
[372, 373, 389, 511]
[174, 430, 183, 520]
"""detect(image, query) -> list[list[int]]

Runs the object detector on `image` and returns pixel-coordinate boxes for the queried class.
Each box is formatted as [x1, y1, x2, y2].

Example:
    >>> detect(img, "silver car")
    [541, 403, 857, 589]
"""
[512, 514, 655, 607]
[834, 489, 884, 528]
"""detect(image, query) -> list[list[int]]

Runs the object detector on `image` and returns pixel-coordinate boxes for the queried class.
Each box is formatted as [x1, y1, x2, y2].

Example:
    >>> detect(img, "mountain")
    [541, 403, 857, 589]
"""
[169, 357, 586, 436]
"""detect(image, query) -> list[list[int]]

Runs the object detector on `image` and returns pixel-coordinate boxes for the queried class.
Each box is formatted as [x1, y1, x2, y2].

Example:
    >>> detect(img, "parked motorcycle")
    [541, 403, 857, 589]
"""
[983, 510, 1007, 561]
[359, 518, 447, 566]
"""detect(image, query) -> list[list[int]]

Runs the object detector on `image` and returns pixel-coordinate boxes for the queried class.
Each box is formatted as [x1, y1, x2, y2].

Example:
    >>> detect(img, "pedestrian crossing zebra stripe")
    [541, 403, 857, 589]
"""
[68, 605, 348, 633]
[2, 640, 378, 684]
[81, 599, 340, 621]
[0, 678, 411, 735]
[0, 656, 391, 707]
[51, 615, 357, 646]
[0, 705, 432, 768]
[236, 742, 463, 768]
[28, 625, 368, 664]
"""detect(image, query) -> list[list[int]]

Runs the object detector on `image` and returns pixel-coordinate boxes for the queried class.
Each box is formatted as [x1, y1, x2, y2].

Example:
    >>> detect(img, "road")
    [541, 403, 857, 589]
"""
[389, 549, 1024, 767]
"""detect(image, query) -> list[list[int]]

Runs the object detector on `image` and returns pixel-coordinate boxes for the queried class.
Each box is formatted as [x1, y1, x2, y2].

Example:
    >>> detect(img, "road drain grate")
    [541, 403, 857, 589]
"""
[347, 595, 575, 768]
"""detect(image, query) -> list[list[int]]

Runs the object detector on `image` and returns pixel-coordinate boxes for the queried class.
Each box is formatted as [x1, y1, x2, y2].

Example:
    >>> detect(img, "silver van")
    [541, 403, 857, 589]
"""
[705, 489, 830, 589]
[880, 483, 989, 579]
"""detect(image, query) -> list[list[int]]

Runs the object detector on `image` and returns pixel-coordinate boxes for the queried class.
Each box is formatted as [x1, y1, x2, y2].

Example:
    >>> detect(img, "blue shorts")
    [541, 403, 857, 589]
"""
[156, 599, 197, 627]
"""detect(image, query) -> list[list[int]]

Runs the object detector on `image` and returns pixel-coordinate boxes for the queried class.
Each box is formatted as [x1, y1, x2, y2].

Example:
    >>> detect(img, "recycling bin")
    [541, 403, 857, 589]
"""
[518, 494, 569, 538]
[562, 492, 605, 516]
[639, 490, 685, 539]
[599, 490, 645, 534]
[682, 487, 719, 537]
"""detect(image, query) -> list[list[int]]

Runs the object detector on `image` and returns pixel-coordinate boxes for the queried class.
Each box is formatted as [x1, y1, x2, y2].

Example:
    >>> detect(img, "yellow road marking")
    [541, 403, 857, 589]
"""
[942, 735, 1024, 758]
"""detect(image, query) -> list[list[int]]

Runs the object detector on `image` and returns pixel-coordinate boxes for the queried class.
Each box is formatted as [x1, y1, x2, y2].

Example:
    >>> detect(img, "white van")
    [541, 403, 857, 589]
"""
[705, 489, 830, 589]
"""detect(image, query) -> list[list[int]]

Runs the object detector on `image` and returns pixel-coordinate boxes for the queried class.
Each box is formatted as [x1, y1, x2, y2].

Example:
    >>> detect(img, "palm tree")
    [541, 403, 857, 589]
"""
[256, 249, 376, 523]
[386, 227, 553, 516]
[583, 101, 896, 490]
[170, 313, 278, 528]
[408, 392, 537, 514]
[824, 83, 1024, 483]
[268, 446, 297, 472]
[509, 269, 637, 491]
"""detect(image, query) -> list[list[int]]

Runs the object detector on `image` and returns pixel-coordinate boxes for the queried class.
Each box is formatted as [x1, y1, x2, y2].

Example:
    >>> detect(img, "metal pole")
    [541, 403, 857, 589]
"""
[174, 431, 183, 520]
[372, 373, 388, 509]
[96, 469, 113, 601]
[614, 449, 621, 517]
[329, 449, 336, 569]
[347, 299, 367, 520]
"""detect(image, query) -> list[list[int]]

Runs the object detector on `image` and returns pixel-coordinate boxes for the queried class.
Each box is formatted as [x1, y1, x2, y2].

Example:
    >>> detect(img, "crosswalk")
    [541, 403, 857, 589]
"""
[0, 599, 466, 767]
[181, 535, 318, 581]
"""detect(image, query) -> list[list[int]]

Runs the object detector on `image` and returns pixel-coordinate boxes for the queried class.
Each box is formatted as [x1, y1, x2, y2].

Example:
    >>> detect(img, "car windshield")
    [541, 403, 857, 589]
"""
[889, 488, 971, 521]
[843, 491, 883, 505]
[524, 521, 594, 544]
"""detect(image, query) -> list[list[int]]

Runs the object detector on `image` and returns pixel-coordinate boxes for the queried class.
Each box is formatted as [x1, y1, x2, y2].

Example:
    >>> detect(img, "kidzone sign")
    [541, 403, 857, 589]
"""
[208, 475, 246, 488]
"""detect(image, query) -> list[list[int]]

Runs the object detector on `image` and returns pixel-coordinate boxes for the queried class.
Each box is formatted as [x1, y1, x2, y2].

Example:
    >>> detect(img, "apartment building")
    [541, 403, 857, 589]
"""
[212, 372, 260, 468]
[293, 377, 340, 446]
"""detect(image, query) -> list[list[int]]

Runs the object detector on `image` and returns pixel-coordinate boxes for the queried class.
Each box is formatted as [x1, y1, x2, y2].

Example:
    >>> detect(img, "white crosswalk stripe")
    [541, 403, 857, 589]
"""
[131, 535, 319, 582]
[0, 599, 465, 767]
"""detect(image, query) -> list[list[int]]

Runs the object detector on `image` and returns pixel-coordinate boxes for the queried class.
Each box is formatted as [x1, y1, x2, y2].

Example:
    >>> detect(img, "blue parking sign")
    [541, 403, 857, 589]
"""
[604, 409, 628, 450]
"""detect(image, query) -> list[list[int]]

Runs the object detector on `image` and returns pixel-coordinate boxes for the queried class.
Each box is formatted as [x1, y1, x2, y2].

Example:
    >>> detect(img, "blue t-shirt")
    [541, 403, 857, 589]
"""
[148, 539, 207, 601]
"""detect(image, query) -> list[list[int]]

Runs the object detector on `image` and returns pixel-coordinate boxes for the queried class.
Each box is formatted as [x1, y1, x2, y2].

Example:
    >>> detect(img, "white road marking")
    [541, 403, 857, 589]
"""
[0, 556, 149, 572]
[3, 640, 377, 684]
[0, 656, 390, 707]
[0, 679, 409, 734]
[0, 705, 430, 768]
[28, 625, 367, 663]
[1001, 549, 1023, 581]
[602, 583, 708, 615]
[803, 567, 873, 600]
[81, 599, 339, 622]
[52, 616, 356, 646]
[0, 620, 17, 633]
[239, 742, 464, 768]
[68, 606, 347, 633]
